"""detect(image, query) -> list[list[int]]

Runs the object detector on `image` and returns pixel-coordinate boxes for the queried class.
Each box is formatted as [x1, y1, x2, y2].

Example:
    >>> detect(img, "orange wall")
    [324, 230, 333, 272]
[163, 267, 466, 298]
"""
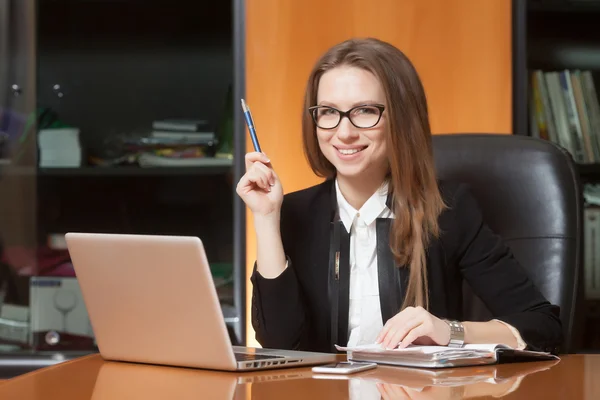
[245, 0, 512, 346]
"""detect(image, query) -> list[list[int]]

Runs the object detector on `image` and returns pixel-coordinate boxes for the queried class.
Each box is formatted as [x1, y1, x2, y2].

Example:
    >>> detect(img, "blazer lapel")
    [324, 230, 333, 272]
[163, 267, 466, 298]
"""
[376, 218, 407, 324]
[328, 220, 351, 349]
[324, 179, 353, 350]
[328, 221, 340, 349]
[305, 179, 348, 351]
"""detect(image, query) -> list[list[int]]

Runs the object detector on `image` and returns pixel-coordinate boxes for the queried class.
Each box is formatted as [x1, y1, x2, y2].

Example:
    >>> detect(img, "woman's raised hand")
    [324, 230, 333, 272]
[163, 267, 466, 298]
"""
[236, 152, 284, 217]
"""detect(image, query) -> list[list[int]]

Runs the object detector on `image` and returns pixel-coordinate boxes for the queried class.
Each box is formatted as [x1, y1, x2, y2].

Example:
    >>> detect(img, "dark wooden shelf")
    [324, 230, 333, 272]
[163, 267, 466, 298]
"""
[40, 164, 233, 178]
[529, 0, 600, 13]
[0, 159, 234, 178]
[577, 163, 600, 180]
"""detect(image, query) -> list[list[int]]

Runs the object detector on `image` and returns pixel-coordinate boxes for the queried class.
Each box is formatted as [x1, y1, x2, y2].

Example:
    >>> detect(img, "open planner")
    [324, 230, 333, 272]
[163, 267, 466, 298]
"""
[335, 343, 559, 369]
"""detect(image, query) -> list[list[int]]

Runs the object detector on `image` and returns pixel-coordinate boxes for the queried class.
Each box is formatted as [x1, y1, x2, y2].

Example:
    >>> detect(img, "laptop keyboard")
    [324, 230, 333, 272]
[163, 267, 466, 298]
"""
[234, 352, 285, 361]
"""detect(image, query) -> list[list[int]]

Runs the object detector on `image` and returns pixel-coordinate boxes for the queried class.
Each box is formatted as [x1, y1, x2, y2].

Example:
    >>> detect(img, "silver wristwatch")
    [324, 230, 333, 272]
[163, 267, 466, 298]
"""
[445, 320, 465, 347]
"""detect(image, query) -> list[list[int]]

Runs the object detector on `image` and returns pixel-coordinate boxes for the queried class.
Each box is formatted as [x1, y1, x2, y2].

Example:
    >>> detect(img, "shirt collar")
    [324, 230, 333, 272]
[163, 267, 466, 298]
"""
[335, 179, 391, 232]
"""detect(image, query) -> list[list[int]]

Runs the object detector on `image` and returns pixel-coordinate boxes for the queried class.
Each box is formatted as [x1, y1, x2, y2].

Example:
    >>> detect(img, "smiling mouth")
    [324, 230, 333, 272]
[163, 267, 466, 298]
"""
[335, 146, 368, 155]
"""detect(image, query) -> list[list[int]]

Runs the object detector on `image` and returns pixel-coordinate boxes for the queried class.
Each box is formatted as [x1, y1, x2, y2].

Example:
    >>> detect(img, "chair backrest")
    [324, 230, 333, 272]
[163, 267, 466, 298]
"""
[432, 134, 583, 353]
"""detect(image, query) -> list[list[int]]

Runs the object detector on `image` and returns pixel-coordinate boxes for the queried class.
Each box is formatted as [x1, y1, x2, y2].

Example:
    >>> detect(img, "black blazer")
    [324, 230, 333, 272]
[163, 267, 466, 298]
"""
[250, 179, 563, 354]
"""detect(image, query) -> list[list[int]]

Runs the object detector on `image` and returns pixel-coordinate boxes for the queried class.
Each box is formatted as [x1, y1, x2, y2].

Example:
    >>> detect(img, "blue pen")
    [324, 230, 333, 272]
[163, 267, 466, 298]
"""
[241, 99, 262, 153]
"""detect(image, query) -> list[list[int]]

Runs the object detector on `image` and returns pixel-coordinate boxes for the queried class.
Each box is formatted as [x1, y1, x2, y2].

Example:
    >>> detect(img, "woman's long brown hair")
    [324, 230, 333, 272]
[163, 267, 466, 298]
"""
[301, 38, 446, 310]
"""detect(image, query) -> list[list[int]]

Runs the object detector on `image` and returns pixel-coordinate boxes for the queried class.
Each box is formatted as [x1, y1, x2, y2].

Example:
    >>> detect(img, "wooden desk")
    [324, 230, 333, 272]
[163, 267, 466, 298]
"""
[0, 354, 597, 399]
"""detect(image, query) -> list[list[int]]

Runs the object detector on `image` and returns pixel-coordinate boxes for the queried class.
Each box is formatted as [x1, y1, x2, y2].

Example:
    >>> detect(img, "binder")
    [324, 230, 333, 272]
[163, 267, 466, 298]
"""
[335, 343, 559, 369]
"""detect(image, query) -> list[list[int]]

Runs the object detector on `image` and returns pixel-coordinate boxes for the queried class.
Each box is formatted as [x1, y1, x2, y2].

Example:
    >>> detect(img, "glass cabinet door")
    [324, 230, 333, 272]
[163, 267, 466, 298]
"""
[0, 0, 38, 354]
[1, 1, 241, 371]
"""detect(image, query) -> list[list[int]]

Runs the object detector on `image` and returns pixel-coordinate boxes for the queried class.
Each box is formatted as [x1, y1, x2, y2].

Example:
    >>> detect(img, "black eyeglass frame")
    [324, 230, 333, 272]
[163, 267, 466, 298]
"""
[308, 104, 386, 129]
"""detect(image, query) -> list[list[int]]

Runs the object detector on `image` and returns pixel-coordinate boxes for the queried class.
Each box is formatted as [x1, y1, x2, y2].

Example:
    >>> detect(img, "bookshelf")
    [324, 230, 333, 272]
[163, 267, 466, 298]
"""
[513, 0, 600, 352]
[514, 0, 600, 157]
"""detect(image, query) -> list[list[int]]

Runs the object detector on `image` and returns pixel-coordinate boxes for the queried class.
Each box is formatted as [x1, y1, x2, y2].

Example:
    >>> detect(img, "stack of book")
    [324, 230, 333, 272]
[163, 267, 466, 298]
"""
[138, 119, 219, 167]
[530, 69, 600, 163]
[149, 119, 215, 145]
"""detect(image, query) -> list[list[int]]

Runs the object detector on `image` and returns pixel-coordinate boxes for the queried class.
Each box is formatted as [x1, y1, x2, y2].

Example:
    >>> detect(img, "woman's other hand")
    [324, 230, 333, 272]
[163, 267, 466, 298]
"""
[375, 306, 451, 350]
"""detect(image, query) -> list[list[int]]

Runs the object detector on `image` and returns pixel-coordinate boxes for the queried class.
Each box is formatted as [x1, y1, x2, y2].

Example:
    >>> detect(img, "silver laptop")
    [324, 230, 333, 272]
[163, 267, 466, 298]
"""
[65, 232, 337, 371]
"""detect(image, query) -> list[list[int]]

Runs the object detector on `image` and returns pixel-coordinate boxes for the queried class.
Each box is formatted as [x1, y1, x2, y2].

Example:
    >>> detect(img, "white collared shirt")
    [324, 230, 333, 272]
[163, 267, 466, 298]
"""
[335, 179, 392, 347]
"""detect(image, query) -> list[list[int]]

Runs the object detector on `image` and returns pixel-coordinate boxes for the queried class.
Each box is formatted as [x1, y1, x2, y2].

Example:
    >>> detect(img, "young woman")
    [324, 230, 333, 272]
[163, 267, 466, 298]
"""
[236, 38, 562, 354]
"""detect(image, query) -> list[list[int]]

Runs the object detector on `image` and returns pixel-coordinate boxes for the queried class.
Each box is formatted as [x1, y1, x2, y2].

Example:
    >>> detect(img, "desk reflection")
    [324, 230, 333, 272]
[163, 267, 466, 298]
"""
[91, 361, 239, 399]
[349, 360, 558, 400]
[309, 360, 558, 400]
[90, 358, 559, 400]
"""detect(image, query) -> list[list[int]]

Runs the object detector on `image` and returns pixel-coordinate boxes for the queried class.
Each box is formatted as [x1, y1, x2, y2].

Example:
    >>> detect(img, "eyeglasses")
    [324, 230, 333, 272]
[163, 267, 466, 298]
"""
[308, 104, 385, 129]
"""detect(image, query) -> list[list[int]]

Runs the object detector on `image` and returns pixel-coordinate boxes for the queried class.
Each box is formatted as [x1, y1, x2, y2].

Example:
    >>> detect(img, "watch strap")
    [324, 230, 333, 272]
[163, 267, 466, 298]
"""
[445, 319, 465, 348]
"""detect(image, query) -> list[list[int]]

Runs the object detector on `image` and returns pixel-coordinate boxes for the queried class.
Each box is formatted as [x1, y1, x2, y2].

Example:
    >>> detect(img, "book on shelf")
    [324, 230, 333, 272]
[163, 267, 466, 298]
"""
[147, 119, 216, 146]
[151, 119, 210, 132]
[150, 130, 215, 142]
[530, 69, 600, 163]
[335, 343, 558, 369]
[137, 152, 233, 167]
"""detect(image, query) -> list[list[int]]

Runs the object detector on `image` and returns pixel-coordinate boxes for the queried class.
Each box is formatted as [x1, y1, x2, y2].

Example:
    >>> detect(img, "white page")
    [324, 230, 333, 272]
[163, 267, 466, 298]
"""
[336, 343, 509, 354]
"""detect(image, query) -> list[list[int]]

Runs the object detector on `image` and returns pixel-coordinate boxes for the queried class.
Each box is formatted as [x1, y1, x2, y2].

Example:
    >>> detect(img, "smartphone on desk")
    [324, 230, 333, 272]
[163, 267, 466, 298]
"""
[312, 361, 377, 374]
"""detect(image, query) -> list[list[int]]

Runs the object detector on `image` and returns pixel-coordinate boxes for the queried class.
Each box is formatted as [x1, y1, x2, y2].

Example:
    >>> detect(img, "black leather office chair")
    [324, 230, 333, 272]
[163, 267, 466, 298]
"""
[432, 134, 583, 353]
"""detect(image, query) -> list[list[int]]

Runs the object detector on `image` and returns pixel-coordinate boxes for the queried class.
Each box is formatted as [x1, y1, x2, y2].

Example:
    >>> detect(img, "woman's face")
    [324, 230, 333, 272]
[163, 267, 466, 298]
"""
[315, 66, 389, 181]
